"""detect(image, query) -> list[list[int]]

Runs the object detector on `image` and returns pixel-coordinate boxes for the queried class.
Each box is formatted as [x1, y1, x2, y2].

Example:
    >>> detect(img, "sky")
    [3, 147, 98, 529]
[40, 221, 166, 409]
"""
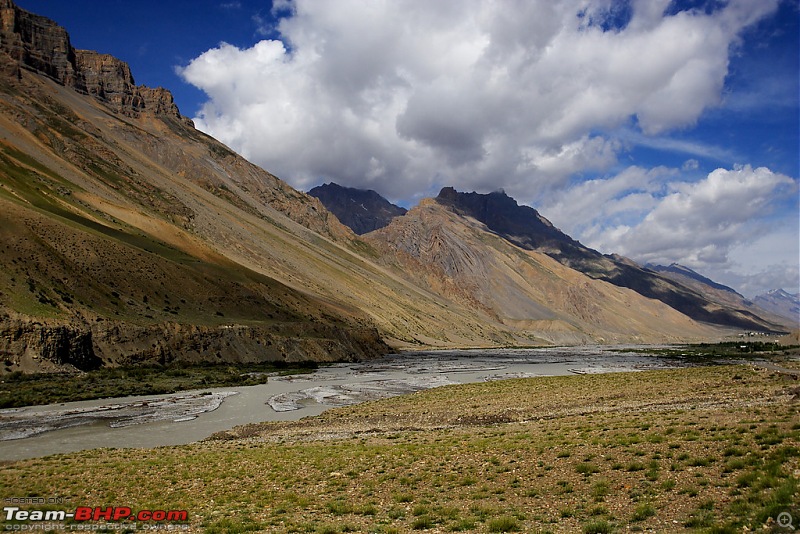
[17, 0, 800, 298]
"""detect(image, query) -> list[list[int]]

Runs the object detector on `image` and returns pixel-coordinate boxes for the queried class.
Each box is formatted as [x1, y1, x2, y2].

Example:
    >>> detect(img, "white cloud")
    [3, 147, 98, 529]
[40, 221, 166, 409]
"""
[546, 165, 797, 277]
[724, 219, 800, 296]
[178, 0, 780, 199]
[614, 127, 738, 162]
[178, 0, 797, 295]
[682, 159, 700, 171]
[542, 165, 674, 239]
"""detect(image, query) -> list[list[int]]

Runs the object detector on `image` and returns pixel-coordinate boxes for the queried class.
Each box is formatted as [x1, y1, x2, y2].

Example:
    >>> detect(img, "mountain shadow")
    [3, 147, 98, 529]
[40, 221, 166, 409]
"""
[309, 182, 407, 235]
[435, 187, 785, 332]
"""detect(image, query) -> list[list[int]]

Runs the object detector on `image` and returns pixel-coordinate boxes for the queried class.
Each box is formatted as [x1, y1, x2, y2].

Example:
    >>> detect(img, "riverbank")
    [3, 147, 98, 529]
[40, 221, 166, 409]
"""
[0, 361, 321, 408]
[2, 363, 798, 532]
[0, 346, 706, 460]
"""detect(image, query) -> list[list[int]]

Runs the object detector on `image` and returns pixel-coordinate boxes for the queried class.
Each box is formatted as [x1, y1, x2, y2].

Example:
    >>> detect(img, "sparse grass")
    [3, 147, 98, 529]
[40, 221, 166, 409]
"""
[487, 516, 521, 532]
[591, 479, 610, 502]
[1, 365, 798, 532]
[583, 519, 614, 534]
[631, 503, 656, 521]
[576, 462, 601, 476]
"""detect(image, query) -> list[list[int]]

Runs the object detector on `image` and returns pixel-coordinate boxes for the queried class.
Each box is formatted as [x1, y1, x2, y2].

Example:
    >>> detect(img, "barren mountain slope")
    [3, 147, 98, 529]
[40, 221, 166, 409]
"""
[366, 199, 721, 344]
[0, 0, 538, 371]
[0, 0, 744, 371]
[435, 188, 784, 332]
[648, 264, 796, 330]
[753, 290, 800, 327]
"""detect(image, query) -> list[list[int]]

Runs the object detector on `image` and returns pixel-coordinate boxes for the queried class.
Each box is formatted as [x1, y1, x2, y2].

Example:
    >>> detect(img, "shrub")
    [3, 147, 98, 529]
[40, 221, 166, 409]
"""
[487, 516, 522, 532]
[412, 516, 434, 530]
[631, 503, 656, 521]
[576, 463, 601, 476]
[583, 520, 613, 534]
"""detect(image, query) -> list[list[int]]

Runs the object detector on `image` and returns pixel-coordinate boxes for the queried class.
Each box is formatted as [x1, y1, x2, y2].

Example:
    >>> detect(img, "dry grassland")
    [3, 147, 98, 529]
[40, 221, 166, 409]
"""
[1, 364, 798, 533]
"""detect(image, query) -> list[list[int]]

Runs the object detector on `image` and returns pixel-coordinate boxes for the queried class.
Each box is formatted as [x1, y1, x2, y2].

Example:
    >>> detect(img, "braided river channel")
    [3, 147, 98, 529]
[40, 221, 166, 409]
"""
[0, 346, 723, 460]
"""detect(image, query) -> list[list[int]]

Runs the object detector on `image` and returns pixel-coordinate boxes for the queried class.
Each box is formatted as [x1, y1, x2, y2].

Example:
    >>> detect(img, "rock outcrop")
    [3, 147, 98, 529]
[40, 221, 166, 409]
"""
[0, 0, 78, 84]
[0, 313, 388, 374]
[0, 0, 190, 124]
[308, 182, 407, 235]
[0, 316, 101, 372]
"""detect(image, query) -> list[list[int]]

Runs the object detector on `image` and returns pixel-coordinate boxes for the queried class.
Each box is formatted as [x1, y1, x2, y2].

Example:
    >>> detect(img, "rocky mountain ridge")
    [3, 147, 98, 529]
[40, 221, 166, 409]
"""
[0, 0, 786, 374]
[317, 184, 784, 332]
[646, 263, 739, 294]
[0, 0, 189, 124]
[646, 264, 796, 330]
[308, 182, 407, 235]
[430, 187, 781, 331]
[365, 198, 721, 344]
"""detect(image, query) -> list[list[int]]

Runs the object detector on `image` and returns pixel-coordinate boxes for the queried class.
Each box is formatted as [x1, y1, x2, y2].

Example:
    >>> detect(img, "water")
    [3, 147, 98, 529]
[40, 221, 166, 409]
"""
[0, 346, 689, 460]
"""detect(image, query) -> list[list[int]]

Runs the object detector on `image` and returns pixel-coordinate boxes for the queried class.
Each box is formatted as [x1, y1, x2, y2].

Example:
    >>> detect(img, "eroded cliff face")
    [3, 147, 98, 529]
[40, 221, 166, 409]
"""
[0, 0, 78, 85]
[0, 313, 387, 373]
[0, 0, 190, 124]
[0, 316, 100, 372]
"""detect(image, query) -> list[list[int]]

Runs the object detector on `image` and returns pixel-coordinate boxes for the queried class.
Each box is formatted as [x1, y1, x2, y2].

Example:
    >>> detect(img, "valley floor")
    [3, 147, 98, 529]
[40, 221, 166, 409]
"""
[1, 364, 798, 533]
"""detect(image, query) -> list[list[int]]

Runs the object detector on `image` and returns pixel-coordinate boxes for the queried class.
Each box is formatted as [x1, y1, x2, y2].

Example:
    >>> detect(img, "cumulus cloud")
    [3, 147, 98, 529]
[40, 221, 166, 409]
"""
[178, 0, 780, 200]
[542, 165, 675, 241]
[544, 165, 797, 281]
[178, 0, 797, 294]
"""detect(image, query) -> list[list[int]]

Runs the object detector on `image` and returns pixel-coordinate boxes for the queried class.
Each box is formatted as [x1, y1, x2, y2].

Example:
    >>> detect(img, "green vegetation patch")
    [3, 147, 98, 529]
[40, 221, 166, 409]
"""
[617, 341, 800, 362]
[0, 361, 318, 408]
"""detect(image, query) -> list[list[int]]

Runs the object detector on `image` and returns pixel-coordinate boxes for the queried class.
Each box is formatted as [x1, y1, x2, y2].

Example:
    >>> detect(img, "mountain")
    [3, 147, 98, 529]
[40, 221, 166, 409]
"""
[308, 182, 407, 235]
[433, 187, 784, 332]
[0, 0, 189, 126]
[0, 0, 395, 372]
[11, 0, 655, 370]
[1, 1, 784, 375]
[0, 0, 515, 372]
[647, 264, 796, 331]
[647, 263, 739, 294]
[365, 198, 720, 344]
[753, 290, 800, 326]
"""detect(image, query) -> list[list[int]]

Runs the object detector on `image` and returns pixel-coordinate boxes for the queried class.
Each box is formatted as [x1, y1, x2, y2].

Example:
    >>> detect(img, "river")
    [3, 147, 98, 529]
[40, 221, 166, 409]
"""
[0, 346, 701, 460]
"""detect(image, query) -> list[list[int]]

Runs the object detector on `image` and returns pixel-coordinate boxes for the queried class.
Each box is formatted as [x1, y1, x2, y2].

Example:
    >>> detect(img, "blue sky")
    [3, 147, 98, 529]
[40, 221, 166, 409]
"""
[16, 0, 270, 112]
[17, 0, 800, 297]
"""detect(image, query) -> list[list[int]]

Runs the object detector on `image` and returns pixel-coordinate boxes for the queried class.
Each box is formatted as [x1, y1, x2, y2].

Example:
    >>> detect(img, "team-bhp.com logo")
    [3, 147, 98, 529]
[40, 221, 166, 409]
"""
[4, 506, 189, 530]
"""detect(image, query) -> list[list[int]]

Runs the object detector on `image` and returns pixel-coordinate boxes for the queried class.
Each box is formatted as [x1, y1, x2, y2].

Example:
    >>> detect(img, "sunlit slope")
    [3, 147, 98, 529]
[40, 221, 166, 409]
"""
[0, 0, 733, 367]
[367, 199, 720, 344]
[0, 52, 524, 368]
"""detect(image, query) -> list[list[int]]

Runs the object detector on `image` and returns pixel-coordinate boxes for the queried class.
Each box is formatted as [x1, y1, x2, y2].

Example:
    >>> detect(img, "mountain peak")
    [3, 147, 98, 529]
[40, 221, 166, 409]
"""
[438, 186, 511, 200]
[753, 289, 800, 325]
[434, 187, 567, 249]
[428, 188, 785, 331]
[308, 182, 407, 235]
[437, 186, 458, 201]
[0, 0, 191, 125]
